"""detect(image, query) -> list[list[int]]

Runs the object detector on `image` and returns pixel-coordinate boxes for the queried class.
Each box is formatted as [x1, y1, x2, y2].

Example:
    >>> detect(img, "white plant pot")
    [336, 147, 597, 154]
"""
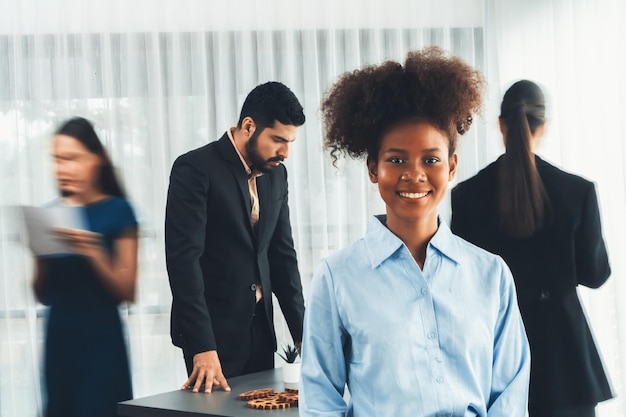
[282, 362, 301, 384]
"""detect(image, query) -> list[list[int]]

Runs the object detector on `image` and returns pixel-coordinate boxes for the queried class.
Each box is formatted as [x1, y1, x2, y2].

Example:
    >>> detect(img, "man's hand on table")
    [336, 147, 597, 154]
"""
[182, 350, 231, 393]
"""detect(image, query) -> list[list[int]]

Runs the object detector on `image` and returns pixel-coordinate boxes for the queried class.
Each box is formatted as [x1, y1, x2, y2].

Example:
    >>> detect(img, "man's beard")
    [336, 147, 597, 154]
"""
[60, 189, 75, 197]
[245, 132, 284, 173]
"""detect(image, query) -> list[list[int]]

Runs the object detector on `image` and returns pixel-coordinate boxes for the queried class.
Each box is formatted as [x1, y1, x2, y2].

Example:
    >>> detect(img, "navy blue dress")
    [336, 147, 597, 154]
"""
[41, 197, 137, 417]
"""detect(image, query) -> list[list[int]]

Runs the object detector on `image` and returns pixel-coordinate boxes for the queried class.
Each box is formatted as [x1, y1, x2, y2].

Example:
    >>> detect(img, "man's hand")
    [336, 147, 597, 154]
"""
[182, 350, 231, 393]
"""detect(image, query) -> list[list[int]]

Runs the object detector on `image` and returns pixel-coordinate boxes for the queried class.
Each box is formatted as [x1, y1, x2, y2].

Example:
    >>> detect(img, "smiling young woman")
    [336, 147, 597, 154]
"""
[367, 120, 457, 263]
[299, 47, 531, 417]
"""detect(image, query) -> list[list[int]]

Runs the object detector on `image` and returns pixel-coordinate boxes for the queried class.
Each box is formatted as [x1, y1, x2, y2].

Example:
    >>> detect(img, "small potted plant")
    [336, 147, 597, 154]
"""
[278, 343, 300, 383]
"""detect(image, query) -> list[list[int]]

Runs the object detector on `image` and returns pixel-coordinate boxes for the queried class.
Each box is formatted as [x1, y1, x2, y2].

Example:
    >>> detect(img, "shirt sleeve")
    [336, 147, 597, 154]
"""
[165, 155, 216, 355]
[300, 260, 349, 417]
[113, 198, 138, 235]
[575, 182, 611, 288]
[487, 257, 531, 417]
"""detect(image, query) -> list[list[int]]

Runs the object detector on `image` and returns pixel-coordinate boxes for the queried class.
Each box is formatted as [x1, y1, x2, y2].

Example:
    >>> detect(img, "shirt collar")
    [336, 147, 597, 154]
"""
[429, 218, 462, 265]
[364, 215, 462, 269]
[226, 128, 262, 178]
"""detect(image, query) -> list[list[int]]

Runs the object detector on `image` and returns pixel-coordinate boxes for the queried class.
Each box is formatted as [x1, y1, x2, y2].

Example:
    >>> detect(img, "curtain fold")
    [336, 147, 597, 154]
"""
[0, 1, 623, 416]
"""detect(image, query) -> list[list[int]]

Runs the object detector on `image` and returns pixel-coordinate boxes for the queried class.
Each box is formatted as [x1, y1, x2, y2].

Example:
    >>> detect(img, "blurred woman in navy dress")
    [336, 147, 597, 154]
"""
[33, 117, 138, 417]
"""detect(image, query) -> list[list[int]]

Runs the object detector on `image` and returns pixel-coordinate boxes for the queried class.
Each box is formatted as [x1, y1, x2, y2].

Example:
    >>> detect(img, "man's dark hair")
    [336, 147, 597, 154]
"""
[237, 81, 305, 131]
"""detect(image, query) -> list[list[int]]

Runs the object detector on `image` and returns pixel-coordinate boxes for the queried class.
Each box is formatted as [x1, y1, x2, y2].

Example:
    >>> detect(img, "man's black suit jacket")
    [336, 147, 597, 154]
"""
[165, 133, 305, 377]
[451, 155, 612, 411]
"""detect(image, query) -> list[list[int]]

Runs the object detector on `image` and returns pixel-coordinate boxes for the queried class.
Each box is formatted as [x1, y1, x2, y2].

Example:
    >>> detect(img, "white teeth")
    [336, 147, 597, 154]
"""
[399, 191, 428, 199]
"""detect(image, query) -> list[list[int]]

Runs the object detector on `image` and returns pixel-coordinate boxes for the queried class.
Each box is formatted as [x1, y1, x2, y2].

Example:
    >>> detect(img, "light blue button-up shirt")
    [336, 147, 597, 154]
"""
[300, 216, 530, 417]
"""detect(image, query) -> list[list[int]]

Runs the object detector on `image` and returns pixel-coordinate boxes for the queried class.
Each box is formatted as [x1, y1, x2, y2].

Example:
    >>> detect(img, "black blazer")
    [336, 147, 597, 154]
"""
[451, 155, 612, 411]
[165, 134, 305, 377]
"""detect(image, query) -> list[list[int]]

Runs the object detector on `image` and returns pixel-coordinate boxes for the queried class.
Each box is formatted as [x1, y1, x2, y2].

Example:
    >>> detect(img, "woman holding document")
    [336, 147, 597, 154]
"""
[32, 117, 138, 417]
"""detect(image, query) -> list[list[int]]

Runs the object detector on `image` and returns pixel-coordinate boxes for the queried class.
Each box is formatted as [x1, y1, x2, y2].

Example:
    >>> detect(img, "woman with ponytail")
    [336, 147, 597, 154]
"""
[451, 80, 612, 417]
[497, 81, 549, 238]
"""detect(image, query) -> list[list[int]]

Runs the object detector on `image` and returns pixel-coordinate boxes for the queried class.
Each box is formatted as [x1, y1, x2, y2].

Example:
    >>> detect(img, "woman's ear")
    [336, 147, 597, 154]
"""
[367, 156, 378, 184]
[448, 153, 458, 181]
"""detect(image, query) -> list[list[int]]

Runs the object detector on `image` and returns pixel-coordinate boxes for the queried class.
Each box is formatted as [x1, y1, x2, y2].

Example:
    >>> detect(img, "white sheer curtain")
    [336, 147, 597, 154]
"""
[474, 1, 626, 416]
[0, 0, 624, 416]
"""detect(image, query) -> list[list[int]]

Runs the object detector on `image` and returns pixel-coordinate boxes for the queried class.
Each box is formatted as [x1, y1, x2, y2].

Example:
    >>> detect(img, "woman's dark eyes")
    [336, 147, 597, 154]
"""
[387, 156, 440, 164]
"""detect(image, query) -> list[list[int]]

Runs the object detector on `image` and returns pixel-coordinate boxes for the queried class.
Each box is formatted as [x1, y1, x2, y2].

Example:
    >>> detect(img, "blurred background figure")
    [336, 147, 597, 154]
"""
[32, 117, 139, 417]
[451, 80, 613, 417]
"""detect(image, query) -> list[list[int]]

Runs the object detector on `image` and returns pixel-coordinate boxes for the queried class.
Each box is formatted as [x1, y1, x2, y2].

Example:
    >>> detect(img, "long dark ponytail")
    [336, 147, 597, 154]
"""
[497, 80, 549, 238]
[55, 117, 126, 198]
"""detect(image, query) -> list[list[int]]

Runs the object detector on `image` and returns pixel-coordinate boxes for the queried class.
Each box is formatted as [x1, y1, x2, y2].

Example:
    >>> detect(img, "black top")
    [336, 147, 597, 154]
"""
[451, 155, 612, 411]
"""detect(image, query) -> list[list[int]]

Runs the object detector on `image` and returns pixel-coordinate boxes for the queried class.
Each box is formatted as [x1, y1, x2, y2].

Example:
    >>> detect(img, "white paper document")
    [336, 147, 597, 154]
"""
[20, 205, 87, 256]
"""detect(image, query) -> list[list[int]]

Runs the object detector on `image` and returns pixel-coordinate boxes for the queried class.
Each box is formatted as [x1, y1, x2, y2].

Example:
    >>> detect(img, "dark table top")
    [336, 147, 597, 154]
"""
[117, 368, 300, 417]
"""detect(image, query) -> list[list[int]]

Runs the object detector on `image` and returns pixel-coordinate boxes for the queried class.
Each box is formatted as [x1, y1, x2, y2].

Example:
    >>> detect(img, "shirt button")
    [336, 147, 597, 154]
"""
[421, 288, 428, 295]
[427, 331, 436, 339]
[250, 284, 257, 291]
[436, 376, 444, 383]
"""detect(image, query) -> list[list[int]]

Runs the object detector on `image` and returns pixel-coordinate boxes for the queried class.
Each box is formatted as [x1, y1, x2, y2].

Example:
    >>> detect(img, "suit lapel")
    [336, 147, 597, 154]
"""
[217, 134, 253, 230]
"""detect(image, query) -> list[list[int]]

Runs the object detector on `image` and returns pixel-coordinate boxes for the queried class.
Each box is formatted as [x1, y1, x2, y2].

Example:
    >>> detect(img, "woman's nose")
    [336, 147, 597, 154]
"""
[401, 167, 426, 182]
